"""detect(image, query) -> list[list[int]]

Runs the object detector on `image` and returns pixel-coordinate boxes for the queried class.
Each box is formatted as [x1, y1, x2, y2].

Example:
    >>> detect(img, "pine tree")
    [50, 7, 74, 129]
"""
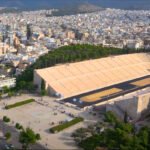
[124, 111, 128, 123]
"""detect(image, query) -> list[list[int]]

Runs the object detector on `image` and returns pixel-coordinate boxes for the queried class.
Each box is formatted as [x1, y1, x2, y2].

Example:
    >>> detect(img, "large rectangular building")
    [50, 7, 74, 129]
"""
[34, 53, 150, 99]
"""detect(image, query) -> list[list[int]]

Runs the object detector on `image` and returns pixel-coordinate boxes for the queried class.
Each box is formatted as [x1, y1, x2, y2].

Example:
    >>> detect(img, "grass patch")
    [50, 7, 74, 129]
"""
[5, 99, 35, 109]
[50, 117, 84, 133]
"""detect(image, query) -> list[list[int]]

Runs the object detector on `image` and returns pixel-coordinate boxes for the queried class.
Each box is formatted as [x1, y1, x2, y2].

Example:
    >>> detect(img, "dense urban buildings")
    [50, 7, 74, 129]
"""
[0, 8, 149, 78]
[0, 3, 150, 150]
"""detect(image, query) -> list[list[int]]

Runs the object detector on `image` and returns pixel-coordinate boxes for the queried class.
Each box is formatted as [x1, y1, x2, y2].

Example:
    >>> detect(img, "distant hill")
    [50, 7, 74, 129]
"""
[0, 7, 21, 14]
[0, 3, 104, 15]
[51, 3, 105, 16]
[78, 3, 104, 13]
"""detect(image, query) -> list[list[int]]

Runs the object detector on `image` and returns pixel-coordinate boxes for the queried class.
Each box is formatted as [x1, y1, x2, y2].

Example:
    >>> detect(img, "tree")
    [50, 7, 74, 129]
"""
[104, 111, 118, 124]
[3, 116, 10, 123]
[19, 81, 27, 89]
[124, 111, 128, 123]
[40, 89, 47, 96]
[0, 92, 2, 99]
[5, 132, 11, 141]
[72, 128, 89, 142]
[27, 82, 37, 92]
[40, 79, 47, 96]
[2, 34, 5, 43]
[8, 91, 14, 97]
[41, 79, 45, 90]
[15, 123, 23, 130]
[79, 135, 102, 150]
[26, 24, 32, 40]
[19, 128, 41, 149]
[2, 86, 9, 94]
[36, 134, 41, 140]
[77, 111, 150, 150]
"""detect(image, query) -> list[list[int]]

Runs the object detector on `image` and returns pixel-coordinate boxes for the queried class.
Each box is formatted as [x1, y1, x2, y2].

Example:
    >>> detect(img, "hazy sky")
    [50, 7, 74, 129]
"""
[0, 0, 149, 10]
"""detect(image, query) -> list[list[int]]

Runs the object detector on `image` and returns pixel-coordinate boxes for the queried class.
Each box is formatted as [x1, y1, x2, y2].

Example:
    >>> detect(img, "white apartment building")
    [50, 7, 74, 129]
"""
[125, 39, 144, 49]
[0, 78, 16, 90]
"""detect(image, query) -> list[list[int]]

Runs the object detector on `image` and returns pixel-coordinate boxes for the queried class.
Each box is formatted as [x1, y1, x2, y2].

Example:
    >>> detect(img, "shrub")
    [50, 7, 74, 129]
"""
[40, 89, 47, 96]
[50, 117, 84, 133]
[5, 132, 11, 140]
[8, 91, 15, 97]
[5, 99, 35, 109]
[36, 133, 41, 140]
[3, 116, 10, 123]
[15, 123, 23, 130]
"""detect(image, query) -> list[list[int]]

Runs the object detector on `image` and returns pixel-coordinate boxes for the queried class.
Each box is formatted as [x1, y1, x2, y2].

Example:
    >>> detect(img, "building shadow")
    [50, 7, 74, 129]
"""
[0, 119, 46, 149]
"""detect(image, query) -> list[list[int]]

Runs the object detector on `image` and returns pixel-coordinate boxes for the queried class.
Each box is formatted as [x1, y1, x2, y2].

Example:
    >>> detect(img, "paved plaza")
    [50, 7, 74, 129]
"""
[0, 94, 101, 149]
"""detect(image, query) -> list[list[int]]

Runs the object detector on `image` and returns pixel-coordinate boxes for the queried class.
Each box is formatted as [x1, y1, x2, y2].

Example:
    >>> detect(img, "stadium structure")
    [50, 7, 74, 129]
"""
[34, 53, 150, 108]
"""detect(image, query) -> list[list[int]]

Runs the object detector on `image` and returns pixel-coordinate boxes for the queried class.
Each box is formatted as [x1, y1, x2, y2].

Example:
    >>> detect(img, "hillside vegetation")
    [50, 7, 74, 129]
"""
[71, 111, 150, 150]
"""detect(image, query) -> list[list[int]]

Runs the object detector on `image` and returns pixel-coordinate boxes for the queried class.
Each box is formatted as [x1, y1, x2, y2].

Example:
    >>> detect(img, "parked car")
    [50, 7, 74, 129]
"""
[4, 144, 15, 150]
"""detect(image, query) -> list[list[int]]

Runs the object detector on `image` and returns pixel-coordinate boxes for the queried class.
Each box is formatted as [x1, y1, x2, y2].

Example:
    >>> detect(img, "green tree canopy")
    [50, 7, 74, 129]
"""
[19, 127, 41, 149]
[77, 111, 150, 150]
